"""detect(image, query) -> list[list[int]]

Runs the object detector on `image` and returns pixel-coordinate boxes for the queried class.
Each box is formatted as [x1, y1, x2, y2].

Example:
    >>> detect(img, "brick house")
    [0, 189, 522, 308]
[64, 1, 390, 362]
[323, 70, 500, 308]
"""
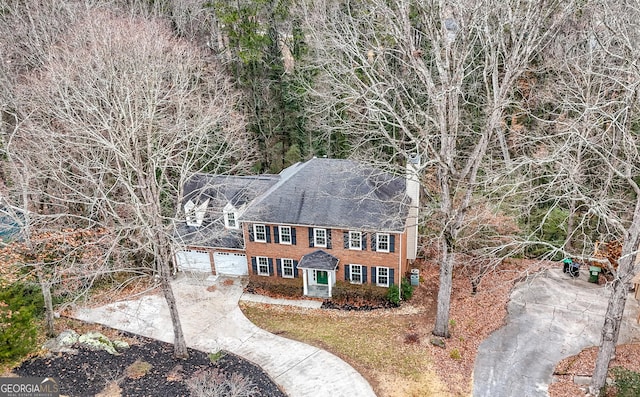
[174, 157, 420, 298]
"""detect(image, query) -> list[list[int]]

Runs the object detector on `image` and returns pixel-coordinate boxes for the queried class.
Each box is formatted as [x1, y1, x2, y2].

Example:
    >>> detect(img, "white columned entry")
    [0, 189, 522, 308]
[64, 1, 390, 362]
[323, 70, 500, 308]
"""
[327, 271, 333, 297]
[302, 269, 308, 296]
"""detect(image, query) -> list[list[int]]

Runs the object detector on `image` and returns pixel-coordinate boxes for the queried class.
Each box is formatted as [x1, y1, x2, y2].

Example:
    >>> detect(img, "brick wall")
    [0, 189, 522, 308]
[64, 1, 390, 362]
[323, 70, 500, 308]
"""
[244, 223, 407, 285]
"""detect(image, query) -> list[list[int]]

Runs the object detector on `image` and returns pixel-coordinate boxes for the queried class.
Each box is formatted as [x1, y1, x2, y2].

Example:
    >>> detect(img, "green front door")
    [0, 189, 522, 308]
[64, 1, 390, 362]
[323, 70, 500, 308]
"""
[317, 270, 328, 285]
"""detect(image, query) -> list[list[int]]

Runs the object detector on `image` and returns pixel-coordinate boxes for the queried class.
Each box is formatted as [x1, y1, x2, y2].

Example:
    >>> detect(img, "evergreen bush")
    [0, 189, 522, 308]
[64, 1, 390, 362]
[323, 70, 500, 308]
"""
[611, 367, 640, 397]
[0, 282, 43, 362]
[386, 284, 400, 305]
[401, 277, 414, 300]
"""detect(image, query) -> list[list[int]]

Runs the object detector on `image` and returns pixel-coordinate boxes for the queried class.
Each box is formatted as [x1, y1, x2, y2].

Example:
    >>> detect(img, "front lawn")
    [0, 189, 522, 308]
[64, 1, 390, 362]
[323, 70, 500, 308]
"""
[240, 301, 450, 397]
[241, 259, 554, 396]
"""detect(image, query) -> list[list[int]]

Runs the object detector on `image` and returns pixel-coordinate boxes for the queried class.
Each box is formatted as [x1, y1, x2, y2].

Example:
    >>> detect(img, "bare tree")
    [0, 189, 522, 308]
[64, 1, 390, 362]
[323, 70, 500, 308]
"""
[302, 0, 575, 337]
[524, 1, 640, 393]
[6, 7, 253, 358]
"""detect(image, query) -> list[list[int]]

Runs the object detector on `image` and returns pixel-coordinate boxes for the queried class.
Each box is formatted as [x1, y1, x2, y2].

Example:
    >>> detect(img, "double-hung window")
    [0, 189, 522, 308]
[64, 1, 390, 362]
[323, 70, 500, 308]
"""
[349, 231, 362, 250]
[254, 224, 267, 242]
[376, 233, 390, 252]
[257, 256, 269, 276]
[377, 267, 389, 287]
[279, 226, 292, 245]
[225, 212, 237, 229]
[281, 258, 294, 278]
[314, 228, 327, 247]
[350, 264, 363, 284]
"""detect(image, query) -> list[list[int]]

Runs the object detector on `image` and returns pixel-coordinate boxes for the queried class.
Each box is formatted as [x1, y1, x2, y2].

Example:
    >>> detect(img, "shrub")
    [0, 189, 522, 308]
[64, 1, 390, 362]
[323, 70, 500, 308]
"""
[450, 348, 462, 360]
[125, 359, 153, 379]
[401, 277, 414, 300]
[611, 367, 640, 397]
[186, 369, 258, 397]
[245, 276, 303, 298]
[330, 281, 388, 306]
[209, 351, 225, 362]
[386, 285, 400, 305]
[0, 282, 43, 363]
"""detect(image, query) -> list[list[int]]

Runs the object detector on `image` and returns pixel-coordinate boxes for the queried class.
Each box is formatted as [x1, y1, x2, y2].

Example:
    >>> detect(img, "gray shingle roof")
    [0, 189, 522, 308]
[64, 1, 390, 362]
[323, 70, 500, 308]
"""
[242, 158, 409, 232]
[174, 174, 279, 249]
[297, 250, 339, 270]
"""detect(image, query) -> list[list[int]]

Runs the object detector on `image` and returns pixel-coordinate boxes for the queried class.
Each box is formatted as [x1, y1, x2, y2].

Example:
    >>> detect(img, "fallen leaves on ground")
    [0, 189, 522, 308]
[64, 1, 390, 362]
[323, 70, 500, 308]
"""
[414, 258, 553, 396]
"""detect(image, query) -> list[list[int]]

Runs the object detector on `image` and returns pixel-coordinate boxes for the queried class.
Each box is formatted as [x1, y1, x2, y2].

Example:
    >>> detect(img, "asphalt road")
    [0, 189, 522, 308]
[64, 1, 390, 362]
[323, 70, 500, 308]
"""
[473, 268, 640, 397]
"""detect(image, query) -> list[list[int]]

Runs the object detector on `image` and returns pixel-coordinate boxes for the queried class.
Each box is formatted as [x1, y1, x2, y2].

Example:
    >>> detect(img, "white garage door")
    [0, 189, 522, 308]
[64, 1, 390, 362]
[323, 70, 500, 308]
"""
[213, 252, 248, 276]
[175, 250, 212, 273]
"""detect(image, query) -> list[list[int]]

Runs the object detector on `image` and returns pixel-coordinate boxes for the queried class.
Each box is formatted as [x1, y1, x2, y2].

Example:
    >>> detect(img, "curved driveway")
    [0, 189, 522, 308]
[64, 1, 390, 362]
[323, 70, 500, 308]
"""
[473, 268, 640, 397]
[74, 275, 376, 397]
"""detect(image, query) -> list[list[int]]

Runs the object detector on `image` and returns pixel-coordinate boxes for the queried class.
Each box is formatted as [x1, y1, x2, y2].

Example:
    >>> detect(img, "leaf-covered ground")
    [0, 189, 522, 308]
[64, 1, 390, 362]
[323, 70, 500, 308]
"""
[243, 259, 640, 396]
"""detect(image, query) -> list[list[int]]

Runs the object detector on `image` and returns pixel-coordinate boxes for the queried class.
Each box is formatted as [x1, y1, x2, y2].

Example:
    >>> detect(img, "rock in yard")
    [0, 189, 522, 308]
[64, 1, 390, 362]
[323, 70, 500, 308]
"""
[430, 338, 446, 349]
[58, 329, 79, 346]
[112, 340, 130, 352]
[43, 329, 79, 353]
[77, 332, 127, 355]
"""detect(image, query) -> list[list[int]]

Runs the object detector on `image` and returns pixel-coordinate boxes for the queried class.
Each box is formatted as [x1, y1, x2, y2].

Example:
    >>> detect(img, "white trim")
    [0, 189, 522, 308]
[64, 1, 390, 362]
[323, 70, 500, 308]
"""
[239, 221, 403, 234]
[349, 264, 363, 284]
[185, 199, 209, 227]
[314, 228, 327, 247]
[224, 211, 239, 229]
[254, 224, 267, 242]
[348, 231, 362, 250]
[279, 226, 292, 245]
[256, 256, 269, 276]
[303, 269, 308, 295]
[376, 266, 390, 287]
[281, 258, 294, 278]
[376, 233, 390, 252]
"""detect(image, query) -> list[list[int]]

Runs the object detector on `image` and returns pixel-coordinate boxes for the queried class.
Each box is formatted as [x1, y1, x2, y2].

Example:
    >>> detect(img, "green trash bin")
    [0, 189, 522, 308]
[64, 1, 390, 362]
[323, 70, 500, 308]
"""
[589, 266, 601, 283]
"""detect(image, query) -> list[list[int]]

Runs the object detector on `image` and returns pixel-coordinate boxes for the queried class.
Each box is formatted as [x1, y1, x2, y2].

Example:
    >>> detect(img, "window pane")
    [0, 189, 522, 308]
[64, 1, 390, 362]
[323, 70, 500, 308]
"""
[349, 231, 361, 249]
[377, 267, 389, 286]
[315, 228, 326, 246]
[377, 233, 389, 251]
[280, 226, 291, 244]
[255, 225, 266, 241]
[350, 264, 362, 283]
[227, 213, 236, 227]
[282, 258, 294, 278]
[257, 257, 269, 275]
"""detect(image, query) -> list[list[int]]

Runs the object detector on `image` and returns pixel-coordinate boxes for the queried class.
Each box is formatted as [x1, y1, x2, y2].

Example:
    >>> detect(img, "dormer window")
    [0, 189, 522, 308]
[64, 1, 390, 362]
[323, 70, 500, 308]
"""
[185, 199, 209, 227]
[224, 211, 238, 229]
[223, 202, 239, 229]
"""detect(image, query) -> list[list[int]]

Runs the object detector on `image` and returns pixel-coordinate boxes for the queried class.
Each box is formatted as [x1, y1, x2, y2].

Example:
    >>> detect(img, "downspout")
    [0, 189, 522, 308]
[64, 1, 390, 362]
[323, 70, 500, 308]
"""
[399, 232, 403, 300]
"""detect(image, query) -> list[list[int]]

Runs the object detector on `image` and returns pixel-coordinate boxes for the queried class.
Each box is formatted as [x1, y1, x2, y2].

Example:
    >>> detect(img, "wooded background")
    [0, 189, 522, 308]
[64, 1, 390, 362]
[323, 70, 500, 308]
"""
[1, 1, 639, 393]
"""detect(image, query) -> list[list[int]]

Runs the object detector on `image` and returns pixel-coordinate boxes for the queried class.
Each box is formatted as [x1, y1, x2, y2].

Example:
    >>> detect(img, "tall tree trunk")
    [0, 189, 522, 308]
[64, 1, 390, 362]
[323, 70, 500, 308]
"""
[589, 206, 640, 395]
[159, 257, 188, 359]
[565, 197, 576, 252]
[433, 234, 454, 338]
[589, 279, 627, 396]
[39, 275, 55, 338]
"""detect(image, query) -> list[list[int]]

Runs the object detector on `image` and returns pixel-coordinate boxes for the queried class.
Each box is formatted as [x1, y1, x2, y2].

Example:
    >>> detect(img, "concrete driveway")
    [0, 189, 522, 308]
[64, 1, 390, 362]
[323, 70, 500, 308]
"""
[74, 275, 376, 397]
[473, 268, 640, 397]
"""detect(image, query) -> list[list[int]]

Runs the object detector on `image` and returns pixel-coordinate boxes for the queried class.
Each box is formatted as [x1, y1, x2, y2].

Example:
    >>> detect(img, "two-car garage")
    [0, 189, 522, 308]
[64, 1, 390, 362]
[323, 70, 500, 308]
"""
[175, 249, 248, 276]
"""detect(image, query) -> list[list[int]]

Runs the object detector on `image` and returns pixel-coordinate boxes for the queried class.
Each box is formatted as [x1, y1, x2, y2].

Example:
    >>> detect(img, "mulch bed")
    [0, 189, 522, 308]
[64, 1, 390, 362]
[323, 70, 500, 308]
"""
[14, 331, 286, 397]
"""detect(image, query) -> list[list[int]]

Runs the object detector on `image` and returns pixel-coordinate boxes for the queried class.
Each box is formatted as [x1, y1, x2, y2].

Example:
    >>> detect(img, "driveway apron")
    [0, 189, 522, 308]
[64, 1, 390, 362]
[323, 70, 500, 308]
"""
[74, 275, 376, 397]
[473, 268, 640, 397]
